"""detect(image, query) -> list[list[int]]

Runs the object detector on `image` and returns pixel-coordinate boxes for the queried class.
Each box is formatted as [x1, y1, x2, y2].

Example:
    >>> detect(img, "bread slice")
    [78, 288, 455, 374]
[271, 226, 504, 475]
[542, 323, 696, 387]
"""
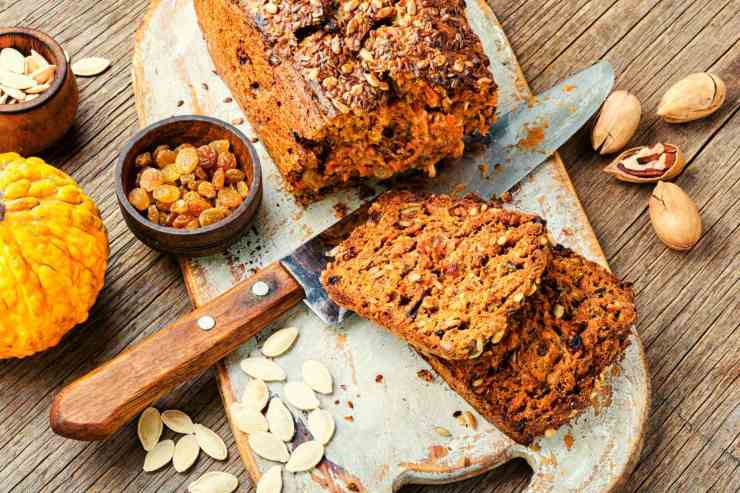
[424, 246, 636, 444]
[195, 0, 497, 203]
[321, 191, 552, 360]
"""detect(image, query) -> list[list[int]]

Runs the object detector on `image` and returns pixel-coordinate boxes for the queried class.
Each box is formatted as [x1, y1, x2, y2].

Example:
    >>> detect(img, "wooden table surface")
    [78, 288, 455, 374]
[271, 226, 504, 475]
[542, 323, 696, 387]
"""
[0, 1, 737, 492]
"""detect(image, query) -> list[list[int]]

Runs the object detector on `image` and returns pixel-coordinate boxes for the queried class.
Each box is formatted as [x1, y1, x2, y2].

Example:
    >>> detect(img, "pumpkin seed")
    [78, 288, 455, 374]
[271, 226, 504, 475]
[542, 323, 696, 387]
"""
[302, 360, 333, 394]
[256, 465, 282, 493]
[0, 85, 25, 101]
[29, 65, 55, 84]
[193, 423, 228, 460]
[230, 402, 269, 434]
[71, 56, 111, 76]
[241, 357, 286, 382]
[188, 471, 239, 493]
[143, 439, 174, 472]
[161, 409, 195, 434]
[307, 409, 335, 445]
[285, 440, 324, 472]
[261, 327, 299, 357]
[0, 48, 25, 74]
[137, 407, 163, 451]
[173, 434, 200, 473]
[242, 378, 269, 411]
[25, 82, 50, 94]
[284, 381, 320, 410]
[248, 432, 290, 463]
[433, 426, 452, 437]
[0, 70, 35, 90]
[266, 398, 294, 442]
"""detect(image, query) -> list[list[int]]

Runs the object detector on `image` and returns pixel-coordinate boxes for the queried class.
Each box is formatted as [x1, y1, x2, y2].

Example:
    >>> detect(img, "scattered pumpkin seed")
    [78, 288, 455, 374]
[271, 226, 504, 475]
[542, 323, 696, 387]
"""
[71, 56, 111, 77]
[241, 357, 286, 382]
[266, 398, 295, 442]
[173, 434, 200, 473]
[256, 465, 283, 493]
[261, 327, 299, 357]
[188, 471, 239, 493]
[143, 439, 174, 472]
[161, 409, 195, 434]
[307, 409, 335, 445]
[434, 426, 452, 437]
[285, 440, 324, 472]
[302, 360, 333, 394]
[137, 407, 163, 452]
[284, 381, 320, 410]
[248, 432, 290, 463]
[242, 378, 270, 411]
[193, 423, 228, 460]
[230, 402, 269, 434]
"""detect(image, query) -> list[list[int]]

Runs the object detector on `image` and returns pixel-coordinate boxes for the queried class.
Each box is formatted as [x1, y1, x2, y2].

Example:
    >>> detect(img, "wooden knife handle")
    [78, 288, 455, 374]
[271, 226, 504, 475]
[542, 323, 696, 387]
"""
[50, 261, 304, 441]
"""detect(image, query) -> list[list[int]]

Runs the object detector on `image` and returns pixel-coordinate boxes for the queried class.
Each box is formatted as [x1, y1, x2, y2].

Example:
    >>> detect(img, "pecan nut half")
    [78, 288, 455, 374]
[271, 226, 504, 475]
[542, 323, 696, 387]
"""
[604, 143, 685, 184]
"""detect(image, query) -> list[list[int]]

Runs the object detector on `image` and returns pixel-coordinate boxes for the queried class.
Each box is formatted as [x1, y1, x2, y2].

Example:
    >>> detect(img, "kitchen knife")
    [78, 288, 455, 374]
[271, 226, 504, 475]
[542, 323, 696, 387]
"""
[50, 61, 614, 441]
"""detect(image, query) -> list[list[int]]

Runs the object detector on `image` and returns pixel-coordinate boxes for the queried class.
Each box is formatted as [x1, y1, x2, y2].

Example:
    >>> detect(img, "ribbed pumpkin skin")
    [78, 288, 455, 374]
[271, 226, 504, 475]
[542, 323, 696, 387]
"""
[0, 153, 108, 359]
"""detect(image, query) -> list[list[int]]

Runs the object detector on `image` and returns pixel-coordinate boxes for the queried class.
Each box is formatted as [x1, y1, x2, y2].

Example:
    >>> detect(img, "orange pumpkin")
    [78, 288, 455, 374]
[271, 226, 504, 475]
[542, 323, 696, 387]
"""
[0, 153, 108, 358]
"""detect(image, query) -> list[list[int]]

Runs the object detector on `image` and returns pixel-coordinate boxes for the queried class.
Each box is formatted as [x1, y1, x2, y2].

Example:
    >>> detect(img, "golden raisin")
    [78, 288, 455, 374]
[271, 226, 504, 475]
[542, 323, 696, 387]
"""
[217, 151, 237, 171]
[212, 168, 225, 189]
[183, 191, 201, 202]
[135, 152, 152, 168]
[152, 184, 181, 203]
[155, 200, 172, 212]
[171, 199, 189, 215]
[236, 180, 250, 198]
[179, 173, 195, 188]
[225, 169, 245, 184]
[199, 207, 229, 226]
[209, 139, 230, 155]
[194, 166, 209, 181]
[198, 181, 217, 199]
[197, 145, 218, 169]
[147, 205, 160, 224]
[139, 168, 164, 192]
[186, 219, 200, 230]
[160, 211, 175, 227]
[187, 196, 211, 215]
[161, 164, 181, 183]
[175, 143, 195, 153]
[218, 187, 243, 209]
[176, 148, 199, 174]
[172, 214, 195, 229]
[154, 147, 177, 168]
[128, 188, 150, 211]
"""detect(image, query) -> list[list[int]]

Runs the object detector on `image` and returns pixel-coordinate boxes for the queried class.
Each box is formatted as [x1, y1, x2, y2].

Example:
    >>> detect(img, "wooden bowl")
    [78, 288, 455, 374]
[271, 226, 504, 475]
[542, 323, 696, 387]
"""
[0, 27, 79, 155]
[115, 115, 263, 257]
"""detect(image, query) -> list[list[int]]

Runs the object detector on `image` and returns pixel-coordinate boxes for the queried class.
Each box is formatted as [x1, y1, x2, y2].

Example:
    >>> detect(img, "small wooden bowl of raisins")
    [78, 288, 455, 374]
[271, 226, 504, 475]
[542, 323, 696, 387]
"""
[115, 115, 262, 257]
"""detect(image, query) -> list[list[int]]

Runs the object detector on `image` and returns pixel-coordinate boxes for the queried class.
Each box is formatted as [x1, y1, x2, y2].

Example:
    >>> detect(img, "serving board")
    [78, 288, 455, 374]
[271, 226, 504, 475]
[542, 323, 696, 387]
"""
[132, 1, 650, 491]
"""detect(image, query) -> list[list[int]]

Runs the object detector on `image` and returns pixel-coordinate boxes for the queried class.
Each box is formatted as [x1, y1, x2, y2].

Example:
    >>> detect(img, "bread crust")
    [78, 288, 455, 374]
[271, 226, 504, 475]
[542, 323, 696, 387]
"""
[195, 0, 498, 204]
[321, 191, 551, 360]
[424, 246, 636, 444]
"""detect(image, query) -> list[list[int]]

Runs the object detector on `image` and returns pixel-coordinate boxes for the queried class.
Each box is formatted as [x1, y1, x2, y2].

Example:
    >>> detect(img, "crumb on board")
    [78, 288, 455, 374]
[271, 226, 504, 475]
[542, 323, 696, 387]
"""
[232, 117, 244, 125]
[223, 96, 233, 103]
[348, 401, 354, 409]
[375, 374, 384, 383]
[417, 369, 434, 382]
[333, 202, 348, 219]
[344, 416, 354, 422]
[201, 82, 209, 91]
[176, 100, 184, 107]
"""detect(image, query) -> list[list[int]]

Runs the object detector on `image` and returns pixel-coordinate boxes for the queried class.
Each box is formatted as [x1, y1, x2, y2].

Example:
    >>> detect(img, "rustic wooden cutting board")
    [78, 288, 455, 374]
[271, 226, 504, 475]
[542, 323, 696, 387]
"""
[132, 1, 650, 491]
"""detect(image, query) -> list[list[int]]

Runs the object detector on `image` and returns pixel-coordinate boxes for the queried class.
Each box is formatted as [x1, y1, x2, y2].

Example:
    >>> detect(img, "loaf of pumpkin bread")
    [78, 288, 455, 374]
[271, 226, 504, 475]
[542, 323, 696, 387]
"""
[424, 246, 636, 444]
[195, 0, 498, 204]
[321, 191, 552, 360]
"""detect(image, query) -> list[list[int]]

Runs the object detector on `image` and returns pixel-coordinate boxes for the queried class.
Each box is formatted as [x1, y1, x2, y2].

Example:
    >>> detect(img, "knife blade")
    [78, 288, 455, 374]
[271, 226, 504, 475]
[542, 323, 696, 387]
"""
[283, 61, 615, 325]
[51, 62, 614, 441]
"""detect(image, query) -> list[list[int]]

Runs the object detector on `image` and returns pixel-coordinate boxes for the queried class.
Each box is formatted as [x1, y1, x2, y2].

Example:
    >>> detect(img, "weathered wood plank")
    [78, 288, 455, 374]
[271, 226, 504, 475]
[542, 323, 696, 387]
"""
[0, 0, 737, 492]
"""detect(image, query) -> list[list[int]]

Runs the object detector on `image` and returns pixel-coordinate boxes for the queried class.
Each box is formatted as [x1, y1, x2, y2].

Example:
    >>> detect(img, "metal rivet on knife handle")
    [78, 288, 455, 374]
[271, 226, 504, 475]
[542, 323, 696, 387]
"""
[197, 316, 215, 331]
[252, 281, 270, 296]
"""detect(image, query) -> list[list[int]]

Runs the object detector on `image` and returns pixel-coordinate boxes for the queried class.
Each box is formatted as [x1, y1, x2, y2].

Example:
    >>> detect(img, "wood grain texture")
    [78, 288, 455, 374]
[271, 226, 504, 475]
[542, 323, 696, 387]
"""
[0, 0, 737, 492]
